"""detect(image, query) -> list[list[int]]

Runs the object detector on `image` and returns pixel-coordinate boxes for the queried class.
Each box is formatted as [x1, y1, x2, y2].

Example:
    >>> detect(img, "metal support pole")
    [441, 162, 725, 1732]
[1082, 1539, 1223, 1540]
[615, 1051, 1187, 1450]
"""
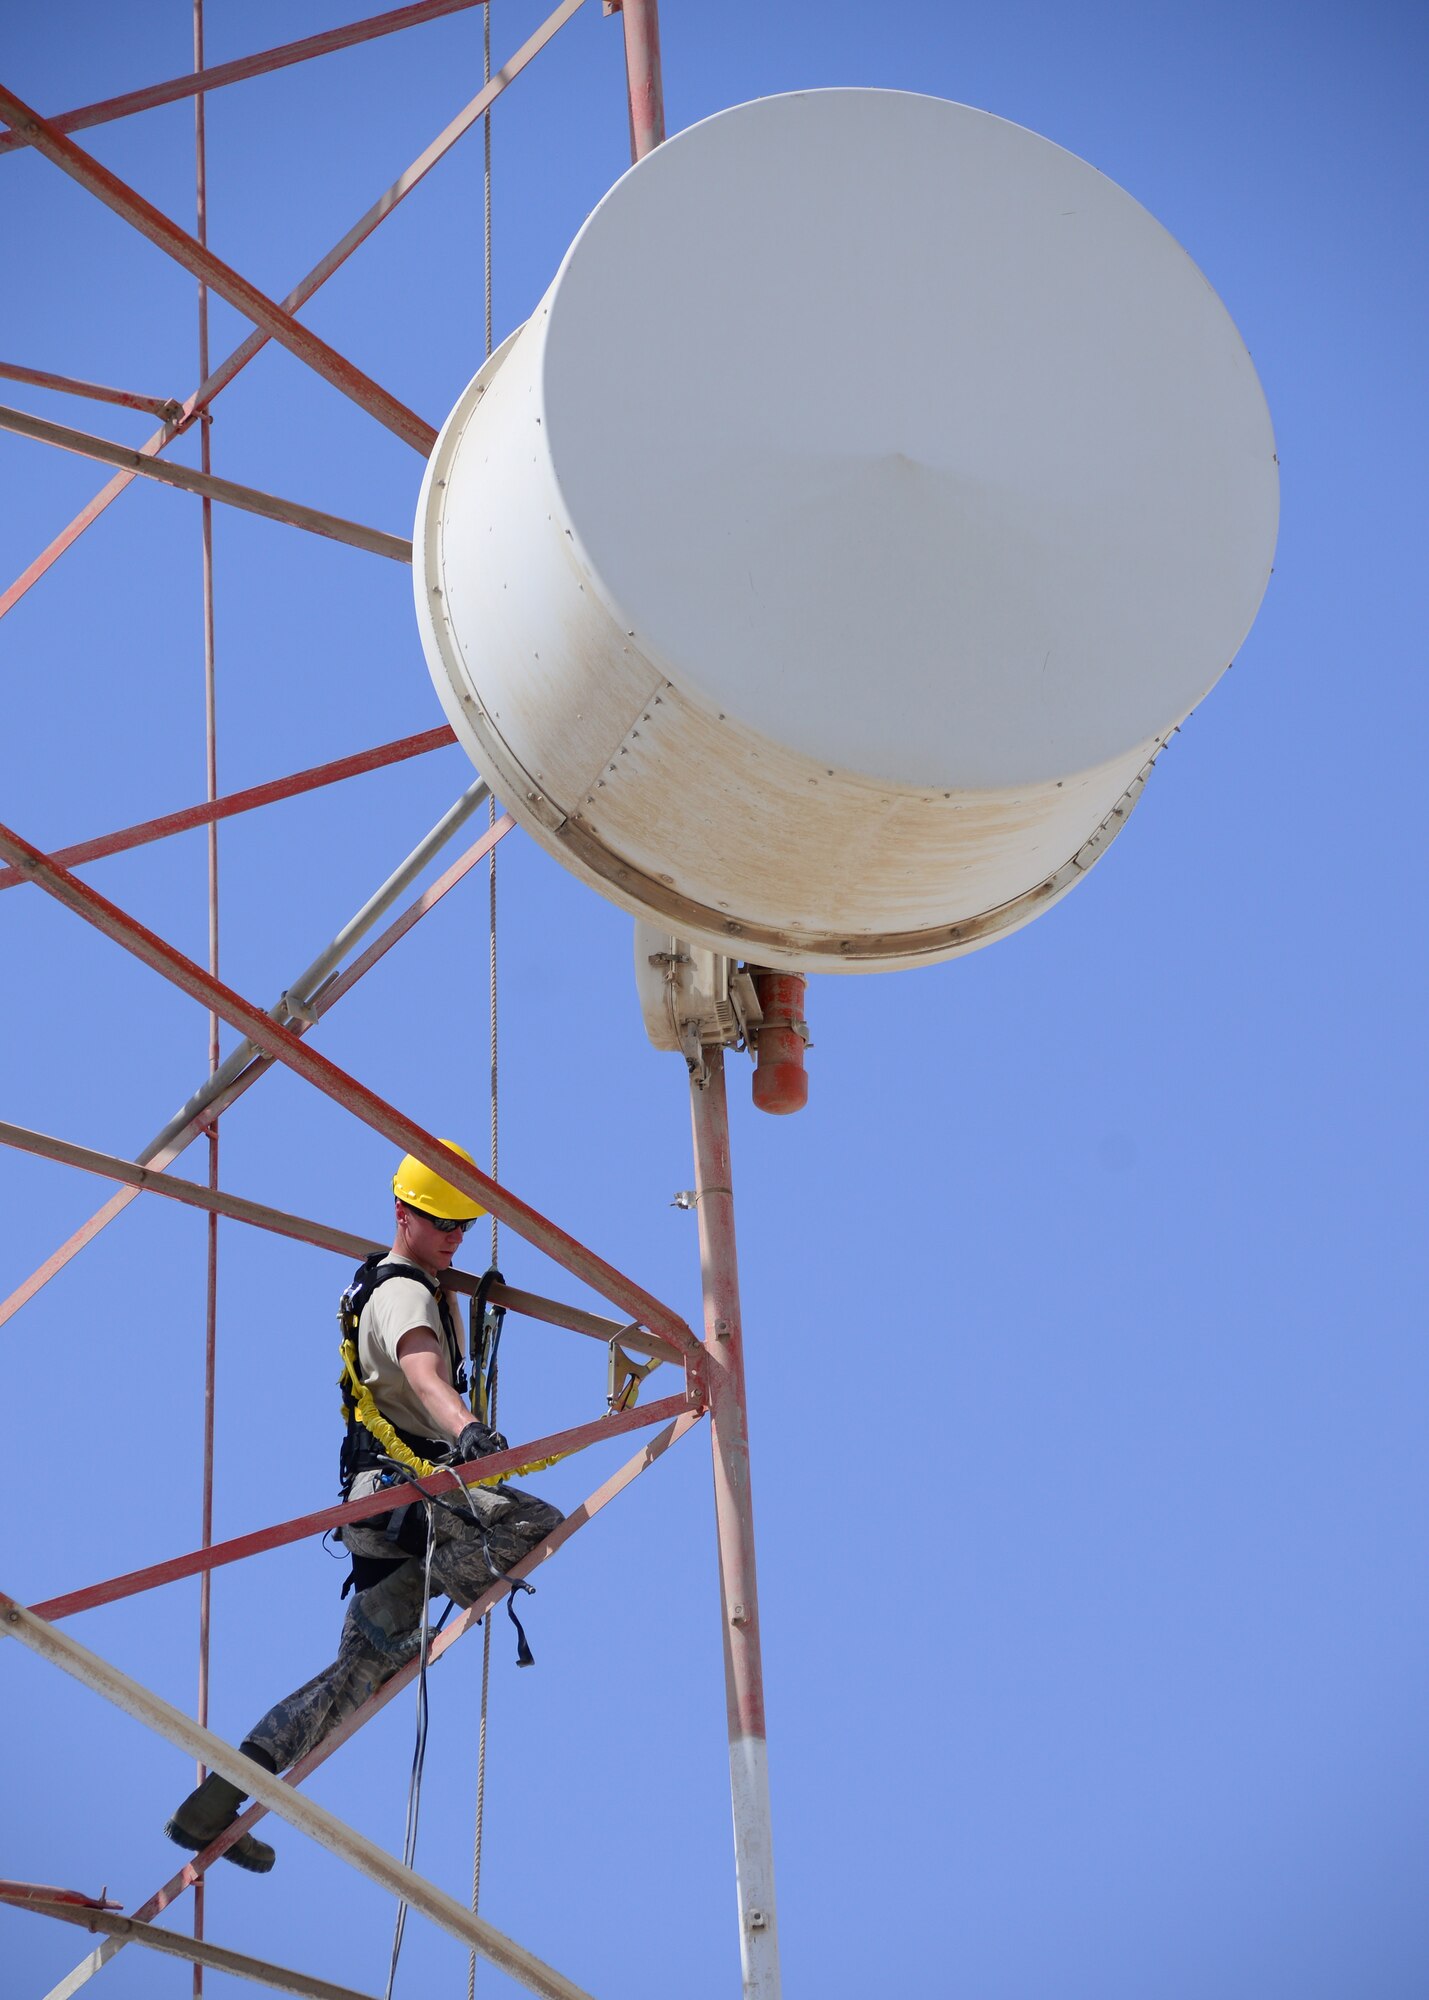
[192, 17, 217, 1980]
[689, 1048, 781, 1997]
[619, 0, 664, 161]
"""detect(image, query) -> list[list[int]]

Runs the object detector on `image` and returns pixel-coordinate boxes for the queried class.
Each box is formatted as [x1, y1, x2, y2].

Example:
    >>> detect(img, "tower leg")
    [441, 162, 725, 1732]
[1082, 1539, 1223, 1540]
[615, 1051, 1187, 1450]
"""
[689, 1048, 781, 1997]
[618, 0, 665, 163]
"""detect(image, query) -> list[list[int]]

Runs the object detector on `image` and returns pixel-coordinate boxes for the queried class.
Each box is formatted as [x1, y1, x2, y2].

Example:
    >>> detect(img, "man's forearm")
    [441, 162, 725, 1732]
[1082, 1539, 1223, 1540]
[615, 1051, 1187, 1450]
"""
[413, 1376, 472, 1444]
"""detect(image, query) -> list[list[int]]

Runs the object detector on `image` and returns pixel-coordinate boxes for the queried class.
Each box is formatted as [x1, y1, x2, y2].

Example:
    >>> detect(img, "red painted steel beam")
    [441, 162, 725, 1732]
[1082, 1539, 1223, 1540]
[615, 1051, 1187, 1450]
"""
[0, 402, 413, 560]
[4, 1896, 383, 2000]
[0, 0, 587, 622]
[0, 359, 181, 420]
[0, 1882, 120, 1912]
[619, 0, 665, 161]
[0, 1117, 389, 1262]
[0, 1117, 673, 1363]
[0, 0, 483, 155]
[0, 725, 456, 894]
[0, 816, 513, 1328]
[0, 819, 701, 1354]
[29, 1392, 698, 1624]
[43, 1412, 701, 1993]
[0, 83, 438, 456]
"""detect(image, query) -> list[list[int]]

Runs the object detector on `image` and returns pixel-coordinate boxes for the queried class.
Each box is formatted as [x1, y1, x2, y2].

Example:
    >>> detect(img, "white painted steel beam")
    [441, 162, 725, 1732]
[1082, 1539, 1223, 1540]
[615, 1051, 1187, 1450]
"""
[0, 403, 413, 561]
[2, 1895, 380, 2000]
[143, 776, 489, 1157]
[0, 1593, 596, 2000]
[27, 1414, 703, 2000]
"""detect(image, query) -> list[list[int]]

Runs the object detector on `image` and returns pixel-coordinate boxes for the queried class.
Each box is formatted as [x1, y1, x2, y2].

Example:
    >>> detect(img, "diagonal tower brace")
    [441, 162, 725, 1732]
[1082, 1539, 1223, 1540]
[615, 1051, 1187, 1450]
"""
[21, 1411, 701, 2000]
[0, 816, 698, 1354]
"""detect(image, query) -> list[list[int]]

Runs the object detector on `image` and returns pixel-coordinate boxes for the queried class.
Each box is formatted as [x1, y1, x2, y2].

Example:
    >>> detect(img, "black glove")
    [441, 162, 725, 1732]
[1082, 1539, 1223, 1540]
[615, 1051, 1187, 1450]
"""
[456, 1420, 508, 1462]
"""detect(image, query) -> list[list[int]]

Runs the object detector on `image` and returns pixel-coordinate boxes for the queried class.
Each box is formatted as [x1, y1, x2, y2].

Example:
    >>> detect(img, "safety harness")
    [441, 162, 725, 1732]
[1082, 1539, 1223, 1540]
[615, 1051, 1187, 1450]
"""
[336, 1253, 467, 1595]
[338, 1252, 466, 1502]
[335, 1254, 560, 1623]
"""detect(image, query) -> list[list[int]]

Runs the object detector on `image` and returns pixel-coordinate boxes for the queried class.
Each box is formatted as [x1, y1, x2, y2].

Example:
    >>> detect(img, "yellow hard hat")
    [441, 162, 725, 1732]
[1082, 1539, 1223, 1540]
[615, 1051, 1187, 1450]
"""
[391, 1140, 485, 1222]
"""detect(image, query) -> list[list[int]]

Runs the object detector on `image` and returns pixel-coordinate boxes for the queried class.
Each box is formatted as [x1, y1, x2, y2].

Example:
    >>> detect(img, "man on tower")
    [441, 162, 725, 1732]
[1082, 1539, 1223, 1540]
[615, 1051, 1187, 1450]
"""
[164, 1142, 563, 1873]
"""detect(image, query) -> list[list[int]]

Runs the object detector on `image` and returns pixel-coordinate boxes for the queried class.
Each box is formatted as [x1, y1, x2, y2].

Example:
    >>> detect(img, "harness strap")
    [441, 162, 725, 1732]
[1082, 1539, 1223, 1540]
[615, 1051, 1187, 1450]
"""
[506, 1588, 535, 1668]
[339, 1334, 566, 1493]
[471, 1265, 505, 1427]
[336, 1255, 565, 1604]
[340, 1336, 442, 1481]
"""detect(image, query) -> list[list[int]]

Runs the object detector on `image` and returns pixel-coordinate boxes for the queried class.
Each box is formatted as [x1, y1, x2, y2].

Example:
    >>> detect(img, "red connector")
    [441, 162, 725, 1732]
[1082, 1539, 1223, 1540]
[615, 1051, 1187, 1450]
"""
[750, 971, 809, 1115]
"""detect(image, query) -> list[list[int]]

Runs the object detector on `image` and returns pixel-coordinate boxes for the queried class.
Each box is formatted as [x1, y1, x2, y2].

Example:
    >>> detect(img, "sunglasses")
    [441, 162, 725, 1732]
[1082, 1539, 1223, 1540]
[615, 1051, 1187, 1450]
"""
[409, 1208, 472, 1235]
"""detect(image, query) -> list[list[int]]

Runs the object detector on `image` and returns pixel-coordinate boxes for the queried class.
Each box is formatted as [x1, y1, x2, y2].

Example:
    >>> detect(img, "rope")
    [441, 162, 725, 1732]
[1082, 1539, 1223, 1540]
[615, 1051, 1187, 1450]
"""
[466, 1361, 495, 2000]
[383, 1489, 438, 2000]
[483, 0, 494, 372]
[470, 17, 495, 1989]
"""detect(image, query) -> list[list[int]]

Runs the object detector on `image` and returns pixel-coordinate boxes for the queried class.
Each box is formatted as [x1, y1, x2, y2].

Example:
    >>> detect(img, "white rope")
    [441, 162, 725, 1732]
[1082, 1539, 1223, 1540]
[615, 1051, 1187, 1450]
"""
[483, 0, 494, 372]
[466, 1411, 495, 2000]
[385, 1495, 438, 2000]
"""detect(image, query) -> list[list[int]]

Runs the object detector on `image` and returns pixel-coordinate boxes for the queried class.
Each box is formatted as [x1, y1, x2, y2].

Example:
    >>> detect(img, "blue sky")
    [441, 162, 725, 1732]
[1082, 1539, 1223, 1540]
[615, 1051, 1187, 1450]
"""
[1, 3, 1425, 1997]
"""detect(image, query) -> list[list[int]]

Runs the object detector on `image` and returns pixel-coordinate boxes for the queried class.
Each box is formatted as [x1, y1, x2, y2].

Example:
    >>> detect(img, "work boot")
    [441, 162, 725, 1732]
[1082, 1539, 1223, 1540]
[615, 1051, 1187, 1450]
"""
[165, 1747, 277, 1873]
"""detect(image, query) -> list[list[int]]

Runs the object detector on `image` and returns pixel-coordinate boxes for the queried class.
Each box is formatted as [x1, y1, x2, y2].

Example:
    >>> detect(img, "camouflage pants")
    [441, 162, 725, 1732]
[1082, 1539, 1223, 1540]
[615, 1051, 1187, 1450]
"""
[242, 1476, 562, 1774]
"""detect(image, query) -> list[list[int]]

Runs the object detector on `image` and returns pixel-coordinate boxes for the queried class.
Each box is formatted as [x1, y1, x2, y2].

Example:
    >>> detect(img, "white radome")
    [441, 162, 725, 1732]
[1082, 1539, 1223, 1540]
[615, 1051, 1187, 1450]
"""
[414, 89, 1278, 972]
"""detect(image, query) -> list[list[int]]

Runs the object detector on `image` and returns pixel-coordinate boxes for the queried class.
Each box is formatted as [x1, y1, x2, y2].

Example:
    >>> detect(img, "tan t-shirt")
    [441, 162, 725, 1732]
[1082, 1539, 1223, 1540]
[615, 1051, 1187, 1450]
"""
[356, 1261, 461, 1445]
